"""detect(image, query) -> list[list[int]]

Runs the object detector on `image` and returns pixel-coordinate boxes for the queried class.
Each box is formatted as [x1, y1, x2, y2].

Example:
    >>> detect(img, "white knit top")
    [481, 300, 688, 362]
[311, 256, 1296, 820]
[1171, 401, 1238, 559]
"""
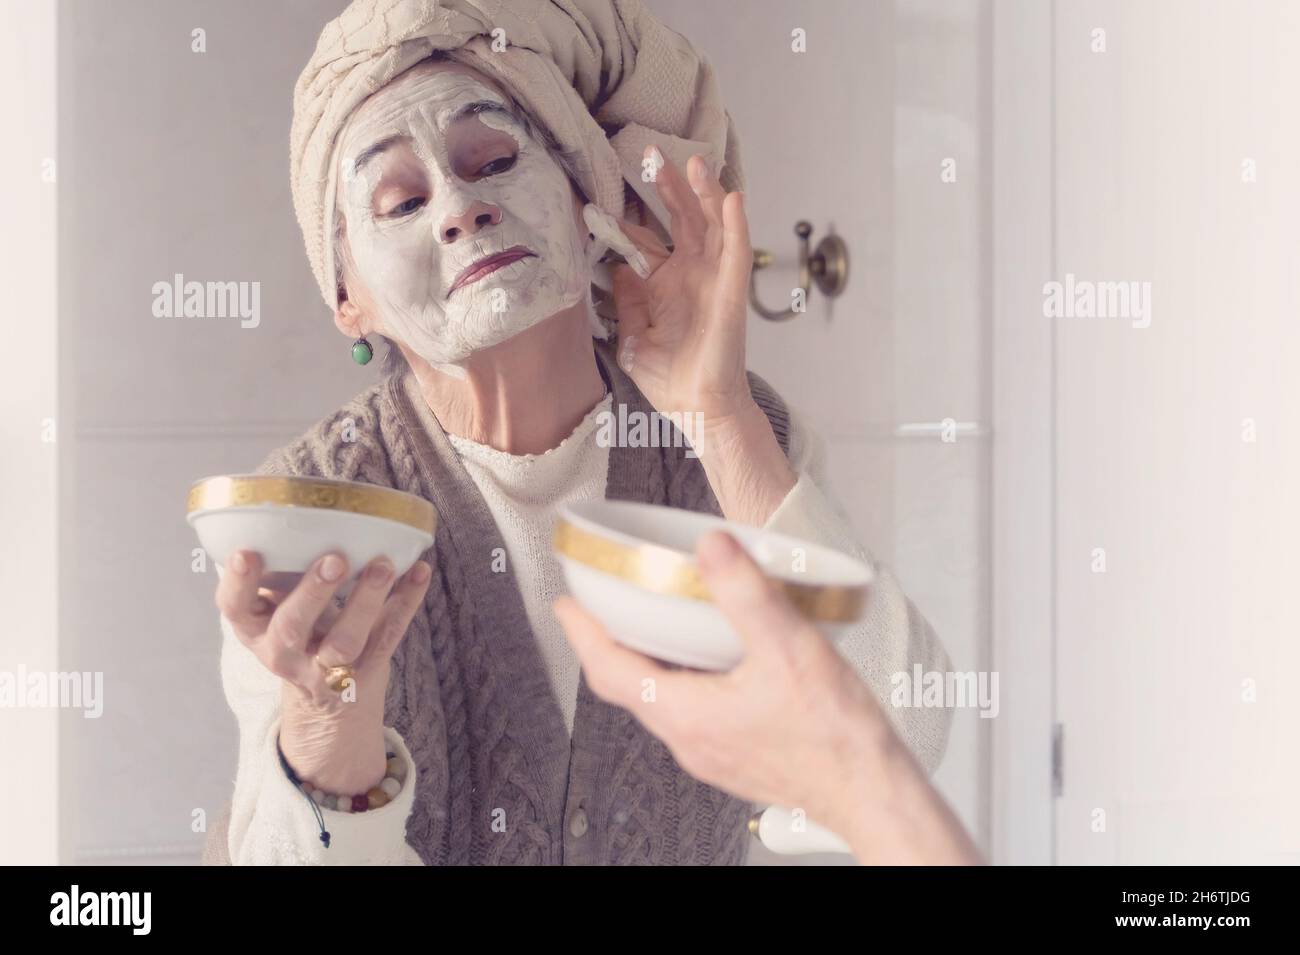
[446, 393, 614, 734]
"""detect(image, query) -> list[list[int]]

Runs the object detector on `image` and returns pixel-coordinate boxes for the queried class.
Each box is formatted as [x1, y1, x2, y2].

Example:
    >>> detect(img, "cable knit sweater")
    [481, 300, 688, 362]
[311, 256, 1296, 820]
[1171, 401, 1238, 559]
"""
[208, 341, 953, 865]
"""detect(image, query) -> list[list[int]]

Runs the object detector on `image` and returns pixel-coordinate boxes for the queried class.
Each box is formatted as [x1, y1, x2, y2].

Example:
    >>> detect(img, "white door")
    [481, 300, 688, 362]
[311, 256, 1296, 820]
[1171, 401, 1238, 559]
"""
[1050, 0, 1300, 865]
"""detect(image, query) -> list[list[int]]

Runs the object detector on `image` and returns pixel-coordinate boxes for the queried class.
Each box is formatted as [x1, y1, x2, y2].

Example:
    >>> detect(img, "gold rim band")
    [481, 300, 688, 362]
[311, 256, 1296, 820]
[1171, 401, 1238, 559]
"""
[553, 519, 867, 624]
[187, 476, 436, 535]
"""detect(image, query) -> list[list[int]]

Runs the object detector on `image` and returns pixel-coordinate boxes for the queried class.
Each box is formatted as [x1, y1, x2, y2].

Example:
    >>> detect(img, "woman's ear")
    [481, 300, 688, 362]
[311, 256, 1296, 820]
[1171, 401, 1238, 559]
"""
[333, 289, 368, 338]
[331, 221, 372, 338]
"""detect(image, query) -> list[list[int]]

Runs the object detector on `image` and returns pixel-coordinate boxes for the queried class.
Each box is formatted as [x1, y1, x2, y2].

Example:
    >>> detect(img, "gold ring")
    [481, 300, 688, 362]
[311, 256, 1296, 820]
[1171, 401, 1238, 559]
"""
[317, 660, 356, 693]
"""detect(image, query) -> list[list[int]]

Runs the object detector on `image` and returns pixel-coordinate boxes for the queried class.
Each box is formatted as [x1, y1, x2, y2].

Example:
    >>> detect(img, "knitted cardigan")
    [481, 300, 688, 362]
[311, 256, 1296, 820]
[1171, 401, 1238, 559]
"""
[213, 340, 795, 865]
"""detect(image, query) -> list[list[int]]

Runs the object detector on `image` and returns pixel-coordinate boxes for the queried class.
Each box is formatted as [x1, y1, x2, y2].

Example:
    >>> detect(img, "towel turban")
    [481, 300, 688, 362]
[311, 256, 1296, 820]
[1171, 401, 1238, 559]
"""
[290, 0, 745, 311]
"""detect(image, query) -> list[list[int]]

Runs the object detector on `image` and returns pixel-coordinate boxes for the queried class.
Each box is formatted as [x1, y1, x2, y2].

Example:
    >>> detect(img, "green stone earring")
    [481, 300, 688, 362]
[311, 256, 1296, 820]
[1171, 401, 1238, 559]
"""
[351, 337, 373, 366]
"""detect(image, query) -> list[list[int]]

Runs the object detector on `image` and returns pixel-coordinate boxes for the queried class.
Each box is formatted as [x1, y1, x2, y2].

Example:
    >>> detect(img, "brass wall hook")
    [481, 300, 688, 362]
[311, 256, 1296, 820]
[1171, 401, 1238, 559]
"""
[750, 221, 849, 321]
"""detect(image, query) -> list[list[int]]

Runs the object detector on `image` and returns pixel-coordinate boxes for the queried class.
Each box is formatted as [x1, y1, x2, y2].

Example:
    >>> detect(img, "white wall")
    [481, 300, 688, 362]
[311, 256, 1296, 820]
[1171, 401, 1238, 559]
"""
[887, 0, 989, 851]
[57, 0, 373, 863]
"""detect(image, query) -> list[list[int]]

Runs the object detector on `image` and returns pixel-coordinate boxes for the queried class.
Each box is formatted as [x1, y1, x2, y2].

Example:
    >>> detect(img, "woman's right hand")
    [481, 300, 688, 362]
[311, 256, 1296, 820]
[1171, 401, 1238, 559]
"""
[556, 531, 981, 865]
[215, 549, 432, 796]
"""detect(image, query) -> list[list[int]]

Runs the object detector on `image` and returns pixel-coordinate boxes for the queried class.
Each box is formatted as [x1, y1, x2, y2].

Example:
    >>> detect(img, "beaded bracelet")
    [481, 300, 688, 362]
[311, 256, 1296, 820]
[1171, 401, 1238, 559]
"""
[276, 741, 408, 849]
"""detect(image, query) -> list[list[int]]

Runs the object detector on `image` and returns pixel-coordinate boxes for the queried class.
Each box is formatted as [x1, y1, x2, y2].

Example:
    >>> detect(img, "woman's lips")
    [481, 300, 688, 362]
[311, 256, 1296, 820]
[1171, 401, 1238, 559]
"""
[449, 246, 537, 295]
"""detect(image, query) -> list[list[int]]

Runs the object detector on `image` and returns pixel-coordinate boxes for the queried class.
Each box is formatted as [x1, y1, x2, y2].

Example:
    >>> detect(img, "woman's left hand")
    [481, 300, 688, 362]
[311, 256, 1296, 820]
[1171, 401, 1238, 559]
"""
[609, 147, 754, 430]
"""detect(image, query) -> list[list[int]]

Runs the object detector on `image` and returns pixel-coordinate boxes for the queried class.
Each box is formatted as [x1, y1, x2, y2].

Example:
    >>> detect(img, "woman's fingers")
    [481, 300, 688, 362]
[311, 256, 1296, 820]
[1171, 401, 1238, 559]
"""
[716, 191, 753, 316]
[615, 219, 672, 264]
[214, 550, 272, 640]
[356, 560, 432, 668]
[555, 596, 679, 710]
[696, 531, 806, 658]
[646, 144, 708, 254]
[686, 154, 726, 249]
[314, 557, 397, 667]
[691, 190, 752, 363]
[266, 553, 349, 658]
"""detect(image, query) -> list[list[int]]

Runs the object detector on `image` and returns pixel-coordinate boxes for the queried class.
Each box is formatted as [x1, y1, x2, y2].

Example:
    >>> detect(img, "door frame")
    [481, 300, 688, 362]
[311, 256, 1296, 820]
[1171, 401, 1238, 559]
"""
[988, 0, 1057, 865]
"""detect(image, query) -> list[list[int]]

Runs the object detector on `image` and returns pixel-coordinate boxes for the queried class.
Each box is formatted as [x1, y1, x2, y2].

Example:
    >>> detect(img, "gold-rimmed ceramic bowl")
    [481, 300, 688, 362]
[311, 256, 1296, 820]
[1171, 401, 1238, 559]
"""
[554, 499, 872, 671]
[187, 474, 436, 591]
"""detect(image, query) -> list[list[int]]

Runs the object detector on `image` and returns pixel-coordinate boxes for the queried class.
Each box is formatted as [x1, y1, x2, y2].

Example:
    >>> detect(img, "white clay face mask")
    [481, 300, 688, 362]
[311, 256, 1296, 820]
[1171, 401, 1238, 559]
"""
[335, 65, 601, 369]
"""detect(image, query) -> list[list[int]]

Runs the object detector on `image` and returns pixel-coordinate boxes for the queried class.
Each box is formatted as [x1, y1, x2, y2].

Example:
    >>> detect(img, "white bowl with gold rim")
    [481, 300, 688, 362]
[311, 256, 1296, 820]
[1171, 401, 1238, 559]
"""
[187, 474, 436, 592]
[553, 500, 872, 671]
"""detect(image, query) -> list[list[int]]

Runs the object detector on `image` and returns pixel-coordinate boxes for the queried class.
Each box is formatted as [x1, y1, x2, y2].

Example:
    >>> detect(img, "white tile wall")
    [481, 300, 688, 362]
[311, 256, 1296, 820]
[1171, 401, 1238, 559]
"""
[64, 433, 303, 859]
[59, 0, 374, 863]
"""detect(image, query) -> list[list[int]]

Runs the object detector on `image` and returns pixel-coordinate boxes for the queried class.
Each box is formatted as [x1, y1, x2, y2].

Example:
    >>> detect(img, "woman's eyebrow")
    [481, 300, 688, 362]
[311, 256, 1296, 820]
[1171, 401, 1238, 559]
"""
[446, 99, 515, 126]
[350, 134, 406, 176]
[349, 100, 512, 176]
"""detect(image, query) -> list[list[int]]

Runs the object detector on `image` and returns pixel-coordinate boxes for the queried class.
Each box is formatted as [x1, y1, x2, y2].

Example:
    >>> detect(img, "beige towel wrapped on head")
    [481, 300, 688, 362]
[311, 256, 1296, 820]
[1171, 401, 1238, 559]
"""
[291, 0, 745, 310]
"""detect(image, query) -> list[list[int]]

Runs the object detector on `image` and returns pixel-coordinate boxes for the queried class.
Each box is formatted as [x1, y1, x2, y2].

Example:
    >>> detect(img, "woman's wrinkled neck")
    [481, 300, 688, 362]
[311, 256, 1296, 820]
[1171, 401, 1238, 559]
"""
[401, 303, 607, 456]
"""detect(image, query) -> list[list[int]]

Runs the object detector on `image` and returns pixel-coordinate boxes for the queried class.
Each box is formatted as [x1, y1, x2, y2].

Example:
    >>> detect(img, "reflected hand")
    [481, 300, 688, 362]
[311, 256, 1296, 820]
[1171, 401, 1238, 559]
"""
[610, 147, 754, 431]
[215, 550, 430, 793]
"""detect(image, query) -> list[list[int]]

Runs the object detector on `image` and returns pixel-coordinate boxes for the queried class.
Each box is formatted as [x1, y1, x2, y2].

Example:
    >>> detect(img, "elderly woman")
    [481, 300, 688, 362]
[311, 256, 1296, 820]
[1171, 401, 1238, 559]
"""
[209, 0, 952, 866]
